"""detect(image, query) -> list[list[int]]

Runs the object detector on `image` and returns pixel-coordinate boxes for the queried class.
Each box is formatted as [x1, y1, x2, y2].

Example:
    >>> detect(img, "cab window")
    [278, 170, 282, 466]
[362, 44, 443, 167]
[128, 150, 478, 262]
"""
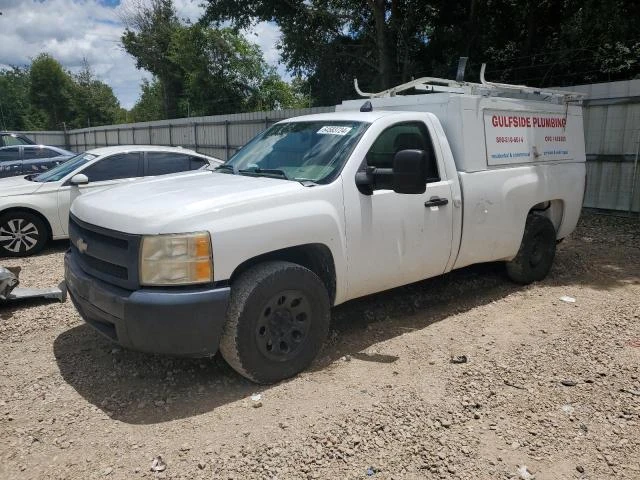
[366, 122, 440, 182]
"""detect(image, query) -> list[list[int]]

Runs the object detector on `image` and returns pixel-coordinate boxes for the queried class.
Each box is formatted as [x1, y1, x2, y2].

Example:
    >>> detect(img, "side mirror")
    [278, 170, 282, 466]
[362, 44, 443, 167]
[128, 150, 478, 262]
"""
[392, 149, 427, 194]
[355, 149, 428, 195]
[69, 173, 89, 186]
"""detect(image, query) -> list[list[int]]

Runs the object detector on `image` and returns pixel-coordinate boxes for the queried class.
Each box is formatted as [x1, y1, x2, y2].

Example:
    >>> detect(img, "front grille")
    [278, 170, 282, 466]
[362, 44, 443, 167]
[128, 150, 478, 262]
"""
[69, 214, 142, 290]
[81, 255, 128, 279]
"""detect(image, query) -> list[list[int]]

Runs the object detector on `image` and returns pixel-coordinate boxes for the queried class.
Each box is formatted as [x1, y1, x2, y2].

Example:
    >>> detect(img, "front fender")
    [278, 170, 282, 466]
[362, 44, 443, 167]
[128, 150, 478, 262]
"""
[209, 181, 349, 303]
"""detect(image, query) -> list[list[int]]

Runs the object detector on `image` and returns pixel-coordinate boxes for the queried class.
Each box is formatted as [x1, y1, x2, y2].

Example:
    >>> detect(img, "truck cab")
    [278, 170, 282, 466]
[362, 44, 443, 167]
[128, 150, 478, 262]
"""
[65, 76, 586, 384]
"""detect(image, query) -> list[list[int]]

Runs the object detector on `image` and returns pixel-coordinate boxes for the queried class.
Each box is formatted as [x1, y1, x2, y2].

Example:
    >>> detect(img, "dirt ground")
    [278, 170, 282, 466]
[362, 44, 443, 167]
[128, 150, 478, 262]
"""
[1, 212, 639, 480]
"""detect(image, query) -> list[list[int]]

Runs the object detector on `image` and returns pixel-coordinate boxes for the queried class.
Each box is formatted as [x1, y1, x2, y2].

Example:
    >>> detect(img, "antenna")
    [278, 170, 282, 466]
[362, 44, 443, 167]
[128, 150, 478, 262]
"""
[360, 101, 373, 112]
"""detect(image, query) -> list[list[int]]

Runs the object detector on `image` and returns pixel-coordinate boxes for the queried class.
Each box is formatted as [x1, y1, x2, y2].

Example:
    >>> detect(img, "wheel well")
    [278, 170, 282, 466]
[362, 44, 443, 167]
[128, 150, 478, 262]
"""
[0, 207, 53, 240]
[528, 199, 564, 234]
[230, 244, 337, 304]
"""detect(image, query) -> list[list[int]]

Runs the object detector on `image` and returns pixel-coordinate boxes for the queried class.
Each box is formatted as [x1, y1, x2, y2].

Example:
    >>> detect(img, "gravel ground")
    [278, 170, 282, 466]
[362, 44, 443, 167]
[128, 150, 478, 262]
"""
[1, 212, 639, 480]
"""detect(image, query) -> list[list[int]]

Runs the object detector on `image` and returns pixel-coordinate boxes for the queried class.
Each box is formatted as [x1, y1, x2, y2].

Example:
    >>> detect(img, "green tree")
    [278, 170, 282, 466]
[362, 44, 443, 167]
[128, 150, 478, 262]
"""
[121, 0, 185, 118]
[170, 25, 307, 115]
[123, 1, 308, 118]
[130, 79, 164, 122]
[203, 0, 640, 105]
[29, 53, 74, 129]
[426, 0, 640, 87]
[202, 1, 435, 100]
[0, 67, 47, 131]
[70, 59, 121, 128]
[249, 72, 310, 110]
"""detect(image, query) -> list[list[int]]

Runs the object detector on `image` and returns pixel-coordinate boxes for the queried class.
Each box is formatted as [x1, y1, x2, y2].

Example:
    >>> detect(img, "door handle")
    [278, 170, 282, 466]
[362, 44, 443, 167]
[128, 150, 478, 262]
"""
[424, 196, 449, 208]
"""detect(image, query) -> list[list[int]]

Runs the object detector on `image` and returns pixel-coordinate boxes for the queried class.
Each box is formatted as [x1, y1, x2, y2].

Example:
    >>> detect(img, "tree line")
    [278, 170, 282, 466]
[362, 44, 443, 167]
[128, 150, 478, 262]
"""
[0, 55, 125, 131]
[121, 0, 309, 121]
[202, 0, 639, 105]
[1, 0, 638, 131]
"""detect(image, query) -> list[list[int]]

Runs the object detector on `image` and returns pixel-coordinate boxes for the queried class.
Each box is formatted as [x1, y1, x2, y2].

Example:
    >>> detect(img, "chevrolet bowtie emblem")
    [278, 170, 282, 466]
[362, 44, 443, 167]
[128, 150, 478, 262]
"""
[77, 238, 88, 254]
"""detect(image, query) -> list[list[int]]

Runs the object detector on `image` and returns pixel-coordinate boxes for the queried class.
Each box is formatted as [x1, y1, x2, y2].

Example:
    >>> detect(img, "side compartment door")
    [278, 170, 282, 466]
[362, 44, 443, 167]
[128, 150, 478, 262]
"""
[56, 152, 143, 235]
[343, 120, 455, 299]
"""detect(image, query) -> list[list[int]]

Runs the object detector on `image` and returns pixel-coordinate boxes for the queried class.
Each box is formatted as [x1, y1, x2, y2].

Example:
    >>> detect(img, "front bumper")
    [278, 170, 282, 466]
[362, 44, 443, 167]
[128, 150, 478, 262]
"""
[65, 251, 230, 356]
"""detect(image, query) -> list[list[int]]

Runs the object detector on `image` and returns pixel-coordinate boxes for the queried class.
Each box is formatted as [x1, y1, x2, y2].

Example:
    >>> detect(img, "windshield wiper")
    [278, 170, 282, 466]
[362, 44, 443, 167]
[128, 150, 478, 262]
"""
[24, 174, 38, 182]
[238, 167, 290, 180]
[214, 164, 237, 174]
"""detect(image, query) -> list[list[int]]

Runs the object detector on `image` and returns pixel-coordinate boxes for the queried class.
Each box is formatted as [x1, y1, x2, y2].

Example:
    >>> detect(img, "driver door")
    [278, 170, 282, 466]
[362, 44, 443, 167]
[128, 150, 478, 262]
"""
[343, 120, 455, 299]
[57, 152, 143, 235]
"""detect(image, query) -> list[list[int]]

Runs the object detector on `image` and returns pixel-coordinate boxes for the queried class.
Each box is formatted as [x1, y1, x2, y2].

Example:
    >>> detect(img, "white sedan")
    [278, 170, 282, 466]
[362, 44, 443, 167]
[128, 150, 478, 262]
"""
[0, 145, 222, 257]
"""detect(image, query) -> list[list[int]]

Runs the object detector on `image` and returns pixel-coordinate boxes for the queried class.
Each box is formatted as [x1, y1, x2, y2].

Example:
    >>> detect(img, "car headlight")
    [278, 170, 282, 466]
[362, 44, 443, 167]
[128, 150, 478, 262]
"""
[140, 232, 213, 286]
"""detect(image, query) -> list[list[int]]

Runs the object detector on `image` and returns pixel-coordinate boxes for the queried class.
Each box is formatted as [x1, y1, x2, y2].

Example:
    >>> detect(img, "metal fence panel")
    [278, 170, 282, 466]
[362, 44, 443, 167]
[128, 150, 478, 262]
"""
[561, 79, 640, 213]
[13, 89, 640, 212]
[18, 131, 67, 149]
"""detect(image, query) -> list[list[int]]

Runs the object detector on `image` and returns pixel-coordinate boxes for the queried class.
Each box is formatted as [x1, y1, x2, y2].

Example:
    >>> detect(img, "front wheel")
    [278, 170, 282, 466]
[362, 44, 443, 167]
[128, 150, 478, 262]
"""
[506, 213, 557, 284]
[0, 211, 48, 257]
[219, 261, 331, 384]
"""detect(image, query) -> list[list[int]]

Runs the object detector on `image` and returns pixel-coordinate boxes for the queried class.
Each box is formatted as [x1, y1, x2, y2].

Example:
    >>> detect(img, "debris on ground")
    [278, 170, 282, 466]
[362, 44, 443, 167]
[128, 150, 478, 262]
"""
[620, 388, 640, 397]
[517, 465, 535, 480]
[1, 214, 639, 479]
[0, 265, 66, 304]
[150, 456, 166, 472]
[559, 295, 576, 303]
[251, 393, 263, 408]
[560, 379, 578, 387]
[0, 266, 20, 299]
[450, 354, 468, 364]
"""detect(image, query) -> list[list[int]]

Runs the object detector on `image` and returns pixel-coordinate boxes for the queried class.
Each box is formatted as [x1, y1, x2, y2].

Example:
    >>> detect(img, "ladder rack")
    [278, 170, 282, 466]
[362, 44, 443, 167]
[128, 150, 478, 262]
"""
[354, 63, 586, 103]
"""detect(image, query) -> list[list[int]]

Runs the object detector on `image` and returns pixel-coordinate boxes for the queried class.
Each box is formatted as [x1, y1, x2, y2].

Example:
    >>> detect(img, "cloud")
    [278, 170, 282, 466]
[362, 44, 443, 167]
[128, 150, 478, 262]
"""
[0, 0, 288, 110]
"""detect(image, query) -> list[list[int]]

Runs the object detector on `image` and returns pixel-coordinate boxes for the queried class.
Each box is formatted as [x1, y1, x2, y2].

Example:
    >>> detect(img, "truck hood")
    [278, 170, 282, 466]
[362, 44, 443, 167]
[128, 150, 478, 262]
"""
[71, 172, 306, 234]
[0, 175, 43, 197]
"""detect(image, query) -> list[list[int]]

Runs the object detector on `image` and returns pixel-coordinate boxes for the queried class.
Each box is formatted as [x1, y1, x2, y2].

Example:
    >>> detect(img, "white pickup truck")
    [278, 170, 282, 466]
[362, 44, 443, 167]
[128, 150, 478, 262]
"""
[65, 75, 586, 383]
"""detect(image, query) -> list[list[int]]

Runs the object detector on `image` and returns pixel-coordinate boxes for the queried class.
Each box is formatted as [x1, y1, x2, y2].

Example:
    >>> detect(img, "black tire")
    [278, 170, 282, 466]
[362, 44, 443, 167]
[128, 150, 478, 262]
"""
[219, 261, 331, 384]
[0, 211, 48, 257]
[506, 213, 557, 284]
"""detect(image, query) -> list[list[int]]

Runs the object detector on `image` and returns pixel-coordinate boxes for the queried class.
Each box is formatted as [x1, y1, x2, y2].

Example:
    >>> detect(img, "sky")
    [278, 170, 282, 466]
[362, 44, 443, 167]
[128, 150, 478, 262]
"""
[0, 0, 285, 109]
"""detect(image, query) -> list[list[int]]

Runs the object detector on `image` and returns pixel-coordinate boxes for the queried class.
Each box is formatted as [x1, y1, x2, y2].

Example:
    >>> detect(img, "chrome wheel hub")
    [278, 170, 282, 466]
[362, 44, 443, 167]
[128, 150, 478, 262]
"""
[0, 219, 39, 253]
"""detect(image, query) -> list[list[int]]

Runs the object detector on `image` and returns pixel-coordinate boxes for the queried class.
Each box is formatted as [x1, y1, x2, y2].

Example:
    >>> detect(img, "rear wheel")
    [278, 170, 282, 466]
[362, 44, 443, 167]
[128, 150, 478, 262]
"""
[0, 211, 48, 257]
[506, 213, 556, 284]
[219, 261, 331, 384]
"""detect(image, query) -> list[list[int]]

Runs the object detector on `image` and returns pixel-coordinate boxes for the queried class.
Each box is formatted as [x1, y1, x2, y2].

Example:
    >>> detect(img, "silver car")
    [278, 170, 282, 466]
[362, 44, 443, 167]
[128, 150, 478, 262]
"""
[0, 145, 75, 178]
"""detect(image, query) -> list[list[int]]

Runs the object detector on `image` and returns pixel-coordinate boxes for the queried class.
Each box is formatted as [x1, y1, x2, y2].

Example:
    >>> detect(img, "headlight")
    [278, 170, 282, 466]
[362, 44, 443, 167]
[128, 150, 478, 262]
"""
[140, 232, 213, 286]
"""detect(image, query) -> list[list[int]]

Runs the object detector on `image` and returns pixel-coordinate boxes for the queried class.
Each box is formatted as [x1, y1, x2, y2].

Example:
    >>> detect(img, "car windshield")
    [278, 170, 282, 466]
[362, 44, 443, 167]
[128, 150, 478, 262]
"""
[223, 121, 369, 184]
[30, 153, 96, 182]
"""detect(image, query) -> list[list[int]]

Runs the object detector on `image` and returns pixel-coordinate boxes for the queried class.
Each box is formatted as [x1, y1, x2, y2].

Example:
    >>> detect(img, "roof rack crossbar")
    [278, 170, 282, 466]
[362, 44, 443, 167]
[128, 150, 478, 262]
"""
[354, 63, 586, 102]
[478, 64, 585, 100]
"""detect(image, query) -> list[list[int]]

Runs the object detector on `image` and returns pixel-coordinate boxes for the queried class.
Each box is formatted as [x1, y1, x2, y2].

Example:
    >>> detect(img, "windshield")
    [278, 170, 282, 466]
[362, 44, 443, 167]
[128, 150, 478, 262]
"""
[224, 121, 369, 183]
[31, 153, 96, 182]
